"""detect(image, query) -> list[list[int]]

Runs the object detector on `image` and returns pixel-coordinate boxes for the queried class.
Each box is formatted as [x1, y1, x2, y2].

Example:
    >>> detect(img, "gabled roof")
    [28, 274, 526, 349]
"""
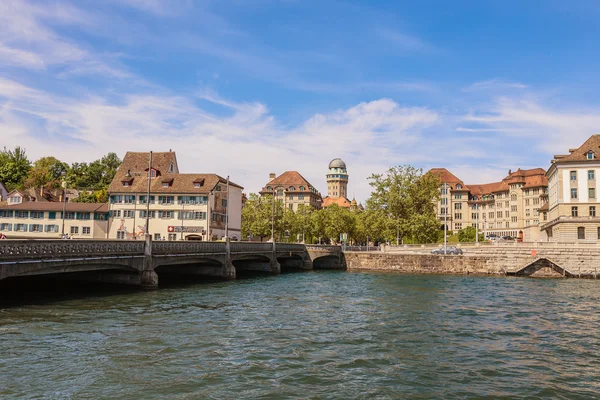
[108, 173, 242, 194]
[429, 168, 468, 190]
[0, 202, 108, 212]
[261, 171, 319, 192]
[322, 196, 352, 208]
[553, 135, 600, 163]
[119, 151, 178, 175]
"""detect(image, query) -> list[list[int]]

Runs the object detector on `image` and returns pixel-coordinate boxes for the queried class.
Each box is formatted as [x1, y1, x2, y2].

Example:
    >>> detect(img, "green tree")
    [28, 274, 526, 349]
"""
[241, 194, 285, 241]
[366, 165, 440, 244]
[323, 204, 355, 243]
[457, 226, 484, 243]
[24, 156, 68, 189]
[0, 146, 31, 190]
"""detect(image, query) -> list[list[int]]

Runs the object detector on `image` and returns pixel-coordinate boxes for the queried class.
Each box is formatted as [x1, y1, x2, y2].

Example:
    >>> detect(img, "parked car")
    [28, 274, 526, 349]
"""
[499, 236, 514, 242]
[431, 246, 463, 255]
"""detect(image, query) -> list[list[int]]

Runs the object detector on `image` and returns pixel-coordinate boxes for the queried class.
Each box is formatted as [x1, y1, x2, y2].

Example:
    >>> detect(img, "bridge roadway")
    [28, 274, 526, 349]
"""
[0, 238, 344, 289]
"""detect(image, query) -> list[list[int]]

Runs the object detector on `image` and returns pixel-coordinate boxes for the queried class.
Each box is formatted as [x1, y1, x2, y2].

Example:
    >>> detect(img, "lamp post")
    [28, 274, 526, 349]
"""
[225, 176, 229, 239]
[180, 200, 185, 241]
[61, 171, 67, 237]
[476, 202, 479, 244]
[444, 182, 447, 255]
[207, 190, 213, 241]
[145, 151, 153, 237]
[270, 189, 275, 242]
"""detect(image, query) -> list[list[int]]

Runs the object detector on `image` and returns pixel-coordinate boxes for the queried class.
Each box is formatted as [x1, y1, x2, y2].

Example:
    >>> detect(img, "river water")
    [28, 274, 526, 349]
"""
[1, 271, 600, 399]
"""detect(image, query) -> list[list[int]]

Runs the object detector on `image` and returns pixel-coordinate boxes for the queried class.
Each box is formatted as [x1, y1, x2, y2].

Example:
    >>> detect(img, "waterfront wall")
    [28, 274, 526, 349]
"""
[346, 246, 600, 277]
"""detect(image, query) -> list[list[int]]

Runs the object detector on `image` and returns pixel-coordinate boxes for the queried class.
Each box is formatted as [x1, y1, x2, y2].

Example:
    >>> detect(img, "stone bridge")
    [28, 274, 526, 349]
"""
[0, 238, 344, 288]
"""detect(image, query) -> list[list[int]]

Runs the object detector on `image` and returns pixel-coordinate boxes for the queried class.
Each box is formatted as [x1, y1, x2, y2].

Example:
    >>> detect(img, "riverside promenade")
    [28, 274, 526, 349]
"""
[0, 238, 343, 288]
[345, 242, 600, 278]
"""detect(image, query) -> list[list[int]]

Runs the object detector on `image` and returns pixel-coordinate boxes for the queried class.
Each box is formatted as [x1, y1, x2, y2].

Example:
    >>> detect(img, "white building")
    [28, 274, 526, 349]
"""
[107, 151, 243, 241]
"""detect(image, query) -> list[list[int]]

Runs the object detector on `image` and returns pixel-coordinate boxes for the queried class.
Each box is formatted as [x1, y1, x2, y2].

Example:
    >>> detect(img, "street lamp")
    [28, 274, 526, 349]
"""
[60, 171, 67, 237]
[270, 189, 275, 242]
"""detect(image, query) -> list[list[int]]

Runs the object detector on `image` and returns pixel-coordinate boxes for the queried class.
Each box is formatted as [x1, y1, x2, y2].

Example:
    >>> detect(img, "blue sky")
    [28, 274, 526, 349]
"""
[1, 0, 600, 201]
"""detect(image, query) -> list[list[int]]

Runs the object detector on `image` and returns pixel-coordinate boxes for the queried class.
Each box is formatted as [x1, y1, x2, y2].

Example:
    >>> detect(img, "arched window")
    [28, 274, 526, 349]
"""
[456, 184, 462, 189]
[299, 186, 305, 191]
[266, 186, 272, 191]
[578, 227, 585, 240]
[511, 193, 517, 201]
[289, 186, 295, 191]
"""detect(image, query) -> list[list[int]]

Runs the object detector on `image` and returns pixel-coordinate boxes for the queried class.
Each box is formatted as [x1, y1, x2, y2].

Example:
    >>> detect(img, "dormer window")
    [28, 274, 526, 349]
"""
[148, 168, 157, 178]
[168, 163, 174, 173]
[456, 184, 462, 189]
[162, 183, 169, 188]
[193, 178, 204, 188]
[161, 177, 174, 188]
[299, 186, 305, 191]
[289, 186, 295, 191]
[123, 182, 130, 187]
[588, 151, 595, 160]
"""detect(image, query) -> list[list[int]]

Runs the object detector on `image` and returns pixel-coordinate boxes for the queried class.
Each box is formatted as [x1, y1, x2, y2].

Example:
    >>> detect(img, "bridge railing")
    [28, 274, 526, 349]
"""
[152, 241, 227, 255]
[230, 242, 273, 253]
[305, 244, 341, 252]
[276, 243, 306, 252]
[0, 240, 145, 261]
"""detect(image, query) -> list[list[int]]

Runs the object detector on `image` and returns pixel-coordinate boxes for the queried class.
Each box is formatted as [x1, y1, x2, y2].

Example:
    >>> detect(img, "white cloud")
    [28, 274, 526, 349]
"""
[375, 27, 441, 54]
[463, 79, 529, 92]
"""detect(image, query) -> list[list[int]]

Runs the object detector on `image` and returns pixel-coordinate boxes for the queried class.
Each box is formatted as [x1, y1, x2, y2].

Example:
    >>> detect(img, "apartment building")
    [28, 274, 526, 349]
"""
[107, 151, 243, 241]
[0, 202, 109, 239]
[431, 167, 549, 241]
[259, 171, 322, 211]
[543, 135, 600, 242]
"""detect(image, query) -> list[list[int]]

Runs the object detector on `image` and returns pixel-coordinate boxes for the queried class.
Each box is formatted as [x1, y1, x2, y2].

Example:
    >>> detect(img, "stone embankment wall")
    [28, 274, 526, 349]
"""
[345, 246, 600, 277]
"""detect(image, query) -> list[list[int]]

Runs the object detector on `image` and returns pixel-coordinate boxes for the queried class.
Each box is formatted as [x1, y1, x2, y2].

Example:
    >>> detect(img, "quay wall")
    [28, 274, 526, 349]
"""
[345, 246, 600, 277]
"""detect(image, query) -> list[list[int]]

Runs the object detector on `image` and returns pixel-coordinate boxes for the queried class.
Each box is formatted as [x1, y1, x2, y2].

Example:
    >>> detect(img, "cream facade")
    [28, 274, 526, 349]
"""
[108, 151, 243, 241]
[0, 202, 109, 239]
[431, 168, 549, 241]
[542, 135, 600, 242]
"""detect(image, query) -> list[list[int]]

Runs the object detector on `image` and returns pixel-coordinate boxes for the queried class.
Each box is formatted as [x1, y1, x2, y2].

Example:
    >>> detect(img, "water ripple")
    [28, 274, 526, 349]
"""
[1, 272, 600, 398]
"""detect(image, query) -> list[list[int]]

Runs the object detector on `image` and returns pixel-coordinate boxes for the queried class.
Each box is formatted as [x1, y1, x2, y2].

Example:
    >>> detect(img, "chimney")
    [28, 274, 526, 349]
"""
[39, 187, 43, 197]
[508, 169, 511, 175]
[59, 193, 63, 202]
[269, 173, 276, 180]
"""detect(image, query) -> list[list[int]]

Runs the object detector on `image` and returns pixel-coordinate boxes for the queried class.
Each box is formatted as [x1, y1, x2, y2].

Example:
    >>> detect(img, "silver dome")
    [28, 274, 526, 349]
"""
[328, 158, 347, 169]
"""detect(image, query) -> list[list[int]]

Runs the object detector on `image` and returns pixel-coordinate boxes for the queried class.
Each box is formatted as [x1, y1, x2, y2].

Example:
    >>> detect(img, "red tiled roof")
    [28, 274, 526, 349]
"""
[428, 168, 468, 190]
[322, 196, 352, 208]
[0, 202, 108, 212]
[554, 135, 600, 162]
[260, 171, 320, 195]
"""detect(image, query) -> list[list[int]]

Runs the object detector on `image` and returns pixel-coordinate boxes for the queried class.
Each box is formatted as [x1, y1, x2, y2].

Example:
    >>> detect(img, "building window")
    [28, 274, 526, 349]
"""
[511, 193, 517, 201]
[76, 212, 91, 220]
[588, 151, 595, 160]
[30, 211, 43, 219]
[578, 227, 585, 240]
[9, 196, 20, 204]
[15, 211, 28, 219]
[124, 195, 136, 204]
[505, 211, 509, 218]
[454, 213, 462, 220]
[139, 195, 155, 204]
[70, 226, 79, 235]
[29, 224, 42, 232]
[117, 231, 126, 240]
[159, 196, 175, 204]
[14, 224, 27, 232]
[159, 211, 174, 219]
[154, 233, 161, 241]
[222, 199, 228, 207]
[590, 188, 596, 199]
[511, 205, 517, 212]
[456, 184, 462, 190]
[64, 212, 75, 220]
[110, 195, 123, 204]
[571, 188, 578, 199]
[0, 223, 11, 231]
[525, 189, 530, 196]
[82, 227, 91, 235]
[455, 223, 462, 230]
[589, 170, 595, 180]
[525, 199, 530, 206]
[505, 222, 510, 228]
[454, 193, 462, 200]
[112, 210, 122, 218]
[45, 225, 59, 233]
[497, 211, 502, 218]
[598, 227, 600, 240]
[525, 209, 530, 217]
[570, 171, 577, 181]
[572, 206, 578, 217]
[455, 203, 462, 210]
[139, 210, 156, 219]
[298, 194, 304, 200]
[591, 206, 596, 217]
[168, 233, 177, 241]
[511, 216, 517, 223]
[123, 210, 135, 218]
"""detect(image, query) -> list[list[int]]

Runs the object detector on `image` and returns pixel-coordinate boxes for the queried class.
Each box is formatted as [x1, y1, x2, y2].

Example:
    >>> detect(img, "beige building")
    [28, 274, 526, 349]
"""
[542, 135, 600, 242]
[431, 168, 549, 241]
[260, 171, 322, 210]
[108, 151, 243, 241]
[0, 202, 109, 239]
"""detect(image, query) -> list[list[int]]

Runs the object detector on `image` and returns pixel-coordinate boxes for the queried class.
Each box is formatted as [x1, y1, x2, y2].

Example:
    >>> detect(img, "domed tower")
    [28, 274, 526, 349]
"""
[327, 158, 348, 199]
